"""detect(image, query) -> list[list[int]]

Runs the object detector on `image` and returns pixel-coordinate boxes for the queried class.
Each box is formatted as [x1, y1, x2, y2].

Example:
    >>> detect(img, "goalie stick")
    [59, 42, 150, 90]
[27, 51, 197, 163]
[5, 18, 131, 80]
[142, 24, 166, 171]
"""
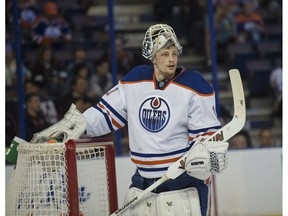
[110, 69, 246, 216]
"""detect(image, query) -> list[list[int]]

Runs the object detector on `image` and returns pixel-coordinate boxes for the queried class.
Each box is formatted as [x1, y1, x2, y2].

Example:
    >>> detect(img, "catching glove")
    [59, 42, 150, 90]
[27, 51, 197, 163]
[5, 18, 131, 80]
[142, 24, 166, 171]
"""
[30, 104, 87, 143]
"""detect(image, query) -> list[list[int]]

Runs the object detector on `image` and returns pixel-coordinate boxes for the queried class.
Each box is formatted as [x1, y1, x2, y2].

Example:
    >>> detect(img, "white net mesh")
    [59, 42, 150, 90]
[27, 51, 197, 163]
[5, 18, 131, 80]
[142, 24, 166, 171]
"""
[6, 143, 68, 216]
[76, 145, 110, 215]
[6, 141, 116, 216]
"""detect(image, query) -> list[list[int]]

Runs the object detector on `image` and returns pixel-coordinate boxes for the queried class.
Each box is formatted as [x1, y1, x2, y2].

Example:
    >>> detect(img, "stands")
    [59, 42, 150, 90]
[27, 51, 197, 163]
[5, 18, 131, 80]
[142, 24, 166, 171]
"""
[5, 0, 282, 149]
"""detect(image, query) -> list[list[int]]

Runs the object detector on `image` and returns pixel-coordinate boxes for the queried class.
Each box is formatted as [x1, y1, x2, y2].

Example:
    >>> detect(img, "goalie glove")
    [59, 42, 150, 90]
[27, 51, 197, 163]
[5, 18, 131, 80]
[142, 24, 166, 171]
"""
[30, 104, 87, 143]
[185, 140, 229, 180]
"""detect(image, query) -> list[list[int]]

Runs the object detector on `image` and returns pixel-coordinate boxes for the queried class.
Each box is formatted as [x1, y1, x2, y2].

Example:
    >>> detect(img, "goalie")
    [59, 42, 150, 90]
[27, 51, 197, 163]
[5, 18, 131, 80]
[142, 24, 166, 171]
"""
[39, 24, 229, 215]
[81, 24, 228, 216]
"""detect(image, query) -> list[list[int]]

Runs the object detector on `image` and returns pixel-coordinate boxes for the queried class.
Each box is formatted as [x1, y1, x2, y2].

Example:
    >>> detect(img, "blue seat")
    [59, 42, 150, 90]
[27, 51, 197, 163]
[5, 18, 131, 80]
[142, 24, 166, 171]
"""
[233, 53, 258, 79]
[249, 120, 274, 129]
[248, 70, 272, 98]
[257, 41, 282, 60]
[227, 43, 258, 79]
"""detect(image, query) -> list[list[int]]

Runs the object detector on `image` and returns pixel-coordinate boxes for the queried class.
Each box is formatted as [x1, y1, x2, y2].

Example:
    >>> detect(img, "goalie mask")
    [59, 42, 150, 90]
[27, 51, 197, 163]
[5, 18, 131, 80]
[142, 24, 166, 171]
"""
[142, 24, 183, 60]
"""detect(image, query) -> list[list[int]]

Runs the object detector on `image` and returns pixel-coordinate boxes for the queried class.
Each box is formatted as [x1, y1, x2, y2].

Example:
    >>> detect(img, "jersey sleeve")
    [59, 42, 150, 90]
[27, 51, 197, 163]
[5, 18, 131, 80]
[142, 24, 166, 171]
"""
[83, 83, 127, 137]
[187, 80, 221, 144]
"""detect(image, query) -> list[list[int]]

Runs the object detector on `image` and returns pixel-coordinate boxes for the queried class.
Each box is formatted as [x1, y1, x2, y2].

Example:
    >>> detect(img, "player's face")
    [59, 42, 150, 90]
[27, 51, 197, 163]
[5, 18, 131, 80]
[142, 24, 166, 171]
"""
[153, 45, 178, 81]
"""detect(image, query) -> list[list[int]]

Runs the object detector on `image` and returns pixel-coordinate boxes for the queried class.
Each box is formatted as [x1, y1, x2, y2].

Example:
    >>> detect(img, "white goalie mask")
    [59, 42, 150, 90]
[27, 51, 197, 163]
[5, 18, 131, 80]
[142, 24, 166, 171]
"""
[142, 24, 183, 60]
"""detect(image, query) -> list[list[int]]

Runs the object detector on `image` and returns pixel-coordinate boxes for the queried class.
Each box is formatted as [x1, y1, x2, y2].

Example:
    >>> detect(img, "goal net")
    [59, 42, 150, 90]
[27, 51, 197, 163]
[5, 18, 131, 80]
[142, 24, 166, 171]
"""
[6, 138, 118, 216]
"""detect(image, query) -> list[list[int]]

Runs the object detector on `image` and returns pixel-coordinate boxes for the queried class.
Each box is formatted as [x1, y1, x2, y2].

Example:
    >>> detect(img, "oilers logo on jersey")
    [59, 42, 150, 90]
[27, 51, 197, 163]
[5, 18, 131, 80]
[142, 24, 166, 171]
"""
[139, 97, 170, 132]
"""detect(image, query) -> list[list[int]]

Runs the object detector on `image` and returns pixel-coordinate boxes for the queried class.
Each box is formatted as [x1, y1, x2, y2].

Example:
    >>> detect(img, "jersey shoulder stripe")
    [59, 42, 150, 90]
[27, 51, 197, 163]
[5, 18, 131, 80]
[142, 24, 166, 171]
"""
[173, 70, 214, 95]
[95, 105, 114, 131]
[98, 103, 122, 129]
[100, 98, 127, 124]
[121, 65, 153, 83]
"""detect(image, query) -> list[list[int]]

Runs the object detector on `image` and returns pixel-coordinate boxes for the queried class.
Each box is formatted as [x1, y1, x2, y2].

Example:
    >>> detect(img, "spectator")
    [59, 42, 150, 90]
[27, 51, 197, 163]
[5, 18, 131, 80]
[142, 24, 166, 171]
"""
[73, 98, 86, 113]
[90, 57, 113, 98]
[219, 104, 232, 126]
[24, 80, 59, 125]
[116, 36, 136, 78]
[6, 43, 31, 93]
[25, 93, 50, 141]
[102, 36, 135, 79]
[73, 62, 94, 80]
[269, 66, 282, 117]
[205, 0, 237, 65]
[31, 1, 72, 48]
[74, 97, 95, 113]
[235, 1, 265, 44]
[153, 0, 175, 24]
[262, 0, 282, 24]
[63, 62, 97, 98]
[229, 130, 252, 149]
[17, 0, 40, 44]
[259, 128, 273, 147]
[19, 0, 39, 30]
[176, 0, 207, 51]
[29, 45, 64, 97]
[83, 97, 95, 110]
[65, 48, 95, 80]
[6, 114, 19, 149]
[56, 76, 96, 118]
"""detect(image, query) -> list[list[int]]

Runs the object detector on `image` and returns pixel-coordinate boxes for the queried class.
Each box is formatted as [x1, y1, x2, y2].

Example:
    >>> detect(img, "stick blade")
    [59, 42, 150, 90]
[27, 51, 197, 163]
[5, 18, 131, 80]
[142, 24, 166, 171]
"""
[229, 69, 246, 126]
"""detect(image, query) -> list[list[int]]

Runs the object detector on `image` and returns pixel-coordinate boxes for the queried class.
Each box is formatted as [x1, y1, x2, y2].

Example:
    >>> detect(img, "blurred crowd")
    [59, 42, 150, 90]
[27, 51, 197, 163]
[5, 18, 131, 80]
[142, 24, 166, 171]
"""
[5, 0, 282, 152]
[5, 0, 137, 147]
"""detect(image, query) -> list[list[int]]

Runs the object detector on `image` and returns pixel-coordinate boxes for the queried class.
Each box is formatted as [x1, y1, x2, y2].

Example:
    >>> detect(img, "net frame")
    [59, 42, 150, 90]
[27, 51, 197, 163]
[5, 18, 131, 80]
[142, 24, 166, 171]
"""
[75, 137, 118, 214]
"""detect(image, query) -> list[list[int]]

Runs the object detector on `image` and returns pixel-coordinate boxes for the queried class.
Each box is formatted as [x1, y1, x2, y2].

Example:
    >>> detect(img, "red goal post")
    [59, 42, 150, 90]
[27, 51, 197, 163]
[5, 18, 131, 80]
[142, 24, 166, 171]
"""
[6, 137, 118, 216]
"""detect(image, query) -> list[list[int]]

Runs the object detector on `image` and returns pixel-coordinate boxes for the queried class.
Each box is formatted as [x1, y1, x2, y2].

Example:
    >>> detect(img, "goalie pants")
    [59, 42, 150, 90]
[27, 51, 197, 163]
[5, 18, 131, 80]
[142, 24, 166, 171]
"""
[130, 170, 211, 216]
